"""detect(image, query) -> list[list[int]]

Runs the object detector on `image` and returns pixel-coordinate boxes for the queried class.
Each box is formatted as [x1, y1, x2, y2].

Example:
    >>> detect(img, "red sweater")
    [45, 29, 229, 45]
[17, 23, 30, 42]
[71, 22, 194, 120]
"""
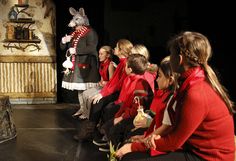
[100, 58, 127, 97]
[115, 76, 153, 119]
[132, 67, 235, 161]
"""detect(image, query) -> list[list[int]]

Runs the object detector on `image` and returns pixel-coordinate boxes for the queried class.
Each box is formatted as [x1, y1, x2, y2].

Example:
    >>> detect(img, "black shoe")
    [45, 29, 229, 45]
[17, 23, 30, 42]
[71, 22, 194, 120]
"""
[73, 135, 79, 141]
[73, 133, 93, 142]
[73, 120, 96, 141]
[93, 138, 108, 146]
[98, 144, 110, 152]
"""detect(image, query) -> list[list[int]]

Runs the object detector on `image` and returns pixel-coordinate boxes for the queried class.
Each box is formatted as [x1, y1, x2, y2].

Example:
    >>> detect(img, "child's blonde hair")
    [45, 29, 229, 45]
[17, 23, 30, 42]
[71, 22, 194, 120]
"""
[130, 44, 150, 60]
[131, 44, 158, 73]
[100, 45, 113, 58]
[117, 39, 133, 57]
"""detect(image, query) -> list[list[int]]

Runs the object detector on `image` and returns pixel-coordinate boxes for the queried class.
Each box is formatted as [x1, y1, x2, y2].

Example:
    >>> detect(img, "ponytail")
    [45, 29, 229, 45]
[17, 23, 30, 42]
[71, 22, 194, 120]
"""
[202, 63, 234, 114]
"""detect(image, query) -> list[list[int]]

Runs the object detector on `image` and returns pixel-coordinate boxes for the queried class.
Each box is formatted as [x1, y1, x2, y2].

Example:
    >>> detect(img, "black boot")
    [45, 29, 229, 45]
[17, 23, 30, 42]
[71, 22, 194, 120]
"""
[74, 119, 96, 141]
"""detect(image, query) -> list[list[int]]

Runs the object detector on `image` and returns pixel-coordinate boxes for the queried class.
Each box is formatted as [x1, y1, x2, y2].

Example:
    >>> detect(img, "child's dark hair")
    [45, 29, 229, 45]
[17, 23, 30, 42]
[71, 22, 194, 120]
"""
[127, 54, 147, 75]
[159, 56, 178, 92]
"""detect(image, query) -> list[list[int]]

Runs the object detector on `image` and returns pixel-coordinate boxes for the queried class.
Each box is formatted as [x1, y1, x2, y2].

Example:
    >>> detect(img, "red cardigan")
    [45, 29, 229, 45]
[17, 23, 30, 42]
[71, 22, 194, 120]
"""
[100, 58, 127, 97]
[132, 67, 235, 161]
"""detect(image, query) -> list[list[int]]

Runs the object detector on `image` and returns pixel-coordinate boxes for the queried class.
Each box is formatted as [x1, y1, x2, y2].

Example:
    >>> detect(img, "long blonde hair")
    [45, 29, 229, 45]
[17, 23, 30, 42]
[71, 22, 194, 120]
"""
[130, 44, 158, 73]
[130, 44, 150, 60]
[116, 39, 133, 57]
[168, 31, 234, 114]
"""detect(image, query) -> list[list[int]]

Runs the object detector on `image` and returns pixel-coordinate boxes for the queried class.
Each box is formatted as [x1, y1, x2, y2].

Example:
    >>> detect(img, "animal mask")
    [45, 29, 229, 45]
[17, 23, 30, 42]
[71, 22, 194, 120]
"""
[68, 7, 90, 27]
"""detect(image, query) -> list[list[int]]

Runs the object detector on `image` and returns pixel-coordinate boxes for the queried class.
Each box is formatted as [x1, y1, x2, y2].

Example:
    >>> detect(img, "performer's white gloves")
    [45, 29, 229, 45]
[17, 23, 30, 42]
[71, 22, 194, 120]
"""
[61, 34, 72, 44]
[69, 48, 76, 54]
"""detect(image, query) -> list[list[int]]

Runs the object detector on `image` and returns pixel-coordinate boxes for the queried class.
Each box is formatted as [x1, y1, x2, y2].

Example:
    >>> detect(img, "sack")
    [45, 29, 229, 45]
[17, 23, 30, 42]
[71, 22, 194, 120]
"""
[133, 108, 151, 127]
[0, 96, 17, 143]
[133, 96, 152, 128]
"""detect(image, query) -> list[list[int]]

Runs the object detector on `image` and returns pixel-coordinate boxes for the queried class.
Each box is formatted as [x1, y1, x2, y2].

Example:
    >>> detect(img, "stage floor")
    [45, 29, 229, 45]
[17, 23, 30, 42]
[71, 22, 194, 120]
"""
[0, 104, 107, 161]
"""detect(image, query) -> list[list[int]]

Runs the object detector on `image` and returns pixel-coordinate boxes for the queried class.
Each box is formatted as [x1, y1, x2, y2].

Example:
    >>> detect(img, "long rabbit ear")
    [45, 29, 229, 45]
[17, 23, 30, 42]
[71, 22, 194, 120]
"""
[78, 8, 86, 16]
[69, 7, 77, 16]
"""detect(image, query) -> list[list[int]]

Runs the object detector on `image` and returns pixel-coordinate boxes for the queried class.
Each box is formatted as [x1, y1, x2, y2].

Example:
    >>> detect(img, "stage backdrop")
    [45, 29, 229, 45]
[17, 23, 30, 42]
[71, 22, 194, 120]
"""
[0, 0, 57, 104]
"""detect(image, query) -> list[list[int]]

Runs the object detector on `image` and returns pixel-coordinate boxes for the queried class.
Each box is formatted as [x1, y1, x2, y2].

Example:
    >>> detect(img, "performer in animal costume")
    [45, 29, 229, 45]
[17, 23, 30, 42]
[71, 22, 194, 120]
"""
[60, 7, 100, 104]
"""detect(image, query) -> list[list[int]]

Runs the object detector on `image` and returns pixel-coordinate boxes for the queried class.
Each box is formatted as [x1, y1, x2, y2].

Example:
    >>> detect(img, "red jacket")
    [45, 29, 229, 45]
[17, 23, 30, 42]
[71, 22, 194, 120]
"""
[132, 67, 235, 161]
[115, 75, 153, 119]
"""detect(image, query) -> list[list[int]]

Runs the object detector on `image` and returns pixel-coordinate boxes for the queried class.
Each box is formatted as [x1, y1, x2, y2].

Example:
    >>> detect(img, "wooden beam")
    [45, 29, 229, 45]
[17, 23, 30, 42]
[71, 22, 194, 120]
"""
[0, 56, 56, 63]
[0, 92, 56, 98]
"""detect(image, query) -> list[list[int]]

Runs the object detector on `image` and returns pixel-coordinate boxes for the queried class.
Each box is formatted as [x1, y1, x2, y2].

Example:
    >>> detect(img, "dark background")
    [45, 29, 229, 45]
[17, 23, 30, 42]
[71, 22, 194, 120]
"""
[54, 0, 236, 117]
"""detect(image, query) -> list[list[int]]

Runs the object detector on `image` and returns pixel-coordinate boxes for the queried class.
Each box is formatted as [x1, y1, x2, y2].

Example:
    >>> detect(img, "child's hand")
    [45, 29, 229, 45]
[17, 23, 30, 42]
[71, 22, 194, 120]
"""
[114, 116, 123, 125]
[144, 134, 161, 149]
[115, 143, 132, 159]
[151, 134, 161, 149]
[130, 135, 145, 143]
[92, 93, 103, 104]
[98, 81, 108, 87]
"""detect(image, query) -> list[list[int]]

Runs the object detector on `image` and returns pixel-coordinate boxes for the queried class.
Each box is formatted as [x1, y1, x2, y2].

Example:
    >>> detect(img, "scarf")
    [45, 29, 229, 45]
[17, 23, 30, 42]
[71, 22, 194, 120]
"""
[99, 58, 111, 81]
[145, 90, 172, 134]
[100, 57, 127, 96]
[69, 26, 90, 71]
[169, 66, 205, 126]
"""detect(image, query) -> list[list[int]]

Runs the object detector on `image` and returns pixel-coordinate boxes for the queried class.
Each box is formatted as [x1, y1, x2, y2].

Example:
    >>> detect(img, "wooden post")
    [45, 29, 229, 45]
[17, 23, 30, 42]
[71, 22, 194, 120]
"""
[0, 96, 17, 143]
